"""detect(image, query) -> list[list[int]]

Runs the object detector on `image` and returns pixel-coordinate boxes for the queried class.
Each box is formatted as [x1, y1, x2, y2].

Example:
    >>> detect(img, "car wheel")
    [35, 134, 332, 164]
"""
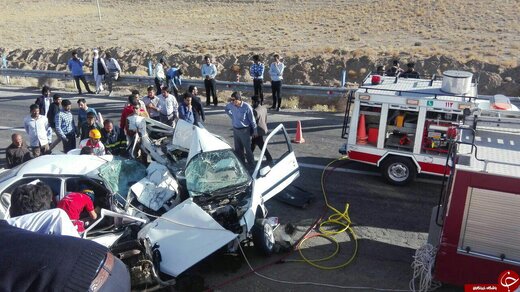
[252, 219, 275, 256]
[381, 156, 416, 186]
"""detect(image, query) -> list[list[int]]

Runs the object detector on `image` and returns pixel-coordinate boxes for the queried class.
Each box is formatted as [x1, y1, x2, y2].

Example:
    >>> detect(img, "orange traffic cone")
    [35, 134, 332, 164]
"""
[292, 120, 305, 144]
[356, 114, 368, 144]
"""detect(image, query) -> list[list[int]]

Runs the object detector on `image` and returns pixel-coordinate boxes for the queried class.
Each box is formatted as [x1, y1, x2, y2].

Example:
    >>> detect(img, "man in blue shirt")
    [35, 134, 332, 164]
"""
[249, 55, 265, 105]
[225, 92, 257, 168]
[166, 67, 183, 100]
[67, 50, 94, 95]
[179, 93, 195, 125]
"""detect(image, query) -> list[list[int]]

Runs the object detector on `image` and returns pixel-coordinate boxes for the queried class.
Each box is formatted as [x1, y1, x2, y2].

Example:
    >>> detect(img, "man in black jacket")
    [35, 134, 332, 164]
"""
[0, 220, 130, 292]
[3, 183, 131, 291]
[47, 94, 62, 151]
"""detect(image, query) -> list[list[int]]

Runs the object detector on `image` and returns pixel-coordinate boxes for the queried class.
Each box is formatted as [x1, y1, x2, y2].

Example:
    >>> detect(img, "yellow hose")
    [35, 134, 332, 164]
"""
[296, 156, 358, 270]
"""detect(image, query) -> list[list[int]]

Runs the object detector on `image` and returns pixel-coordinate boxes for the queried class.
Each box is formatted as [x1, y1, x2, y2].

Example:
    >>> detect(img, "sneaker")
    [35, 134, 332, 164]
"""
[269, 106, 276, 110]
[276, 108, 280, 112]
[87, 90, 95, 94]
[206, 103, 211, 107]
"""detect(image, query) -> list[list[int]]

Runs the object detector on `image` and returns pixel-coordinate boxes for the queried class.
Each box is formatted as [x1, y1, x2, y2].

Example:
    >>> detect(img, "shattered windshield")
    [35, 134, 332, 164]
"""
[98, 158, 147, 204]
[185, 150, 251, 197]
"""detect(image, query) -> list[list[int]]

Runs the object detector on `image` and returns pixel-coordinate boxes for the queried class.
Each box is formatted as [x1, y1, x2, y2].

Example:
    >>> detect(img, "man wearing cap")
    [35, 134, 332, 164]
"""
[57, 189, 97, 233]
[92, 49, 108, 94]
[79, 129, 105, 156]
[225, 92, 258, 168]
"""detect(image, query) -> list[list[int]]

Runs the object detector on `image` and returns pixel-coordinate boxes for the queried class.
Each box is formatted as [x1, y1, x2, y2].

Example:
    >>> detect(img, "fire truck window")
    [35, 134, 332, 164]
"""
[384, 109, 418, 152]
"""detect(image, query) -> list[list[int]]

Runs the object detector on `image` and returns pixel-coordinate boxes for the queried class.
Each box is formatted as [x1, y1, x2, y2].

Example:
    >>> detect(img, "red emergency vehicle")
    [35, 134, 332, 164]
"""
[426, 108, 520, 288]
[340, 70, 517, 185]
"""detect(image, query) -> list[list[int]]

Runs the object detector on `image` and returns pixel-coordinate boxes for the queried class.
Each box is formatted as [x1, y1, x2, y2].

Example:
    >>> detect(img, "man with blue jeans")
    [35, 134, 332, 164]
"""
[225, 92, 257, 168]
[67, 50, 94, 95]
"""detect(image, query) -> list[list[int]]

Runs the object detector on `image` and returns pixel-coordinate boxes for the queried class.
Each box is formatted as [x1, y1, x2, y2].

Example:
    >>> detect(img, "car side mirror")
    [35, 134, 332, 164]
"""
[259, 166, 271, 177]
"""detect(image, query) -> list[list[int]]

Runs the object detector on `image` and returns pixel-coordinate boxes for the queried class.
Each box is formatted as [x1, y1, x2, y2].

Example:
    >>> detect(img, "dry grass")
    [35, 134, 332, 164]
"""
[0, 0, 518, 64]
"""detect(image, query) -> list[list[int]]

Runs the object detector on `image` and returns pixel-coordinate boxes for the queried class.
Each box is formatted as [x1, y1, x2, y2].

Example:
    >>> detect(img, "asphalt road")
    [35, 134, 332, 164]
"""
[0, 86, 458, 291]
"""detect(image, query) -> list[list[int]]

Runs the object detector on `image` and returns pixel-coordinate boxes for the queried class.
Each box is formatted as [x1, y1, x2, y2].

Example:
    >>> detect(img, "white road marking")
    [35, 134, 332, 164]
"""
[0, 126, 24, 131]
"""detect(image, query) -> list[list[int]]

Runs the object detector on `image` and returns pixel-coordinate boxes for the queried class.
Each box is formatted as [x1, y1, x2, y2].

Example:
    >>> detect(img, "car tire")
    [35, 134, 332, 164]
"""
[252, 219, 275, 256]
[381, 156, 417, 186]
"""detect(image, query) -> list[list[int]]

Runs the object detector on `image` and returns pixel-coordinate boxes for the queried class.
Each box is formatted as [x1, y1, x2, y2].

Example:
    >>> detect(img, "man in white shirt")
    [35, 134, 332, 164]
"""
[142, 86, 160, 121]
[201, 55, 218, 106]
[157, 86, 178, 127]
[105, 51, 122, 97]
[154, 58, 167, 95]
[92, 49, 108, 94]
[269, 54, 285, 111]
[6, 182, 80, 237]
[24, 104, 51, 157]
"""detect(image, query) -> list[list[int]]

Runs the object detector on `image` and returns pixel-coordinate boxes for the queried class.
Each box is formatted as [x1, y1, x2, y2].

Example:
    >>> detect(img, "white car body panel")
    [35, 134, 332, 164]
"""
[138, 199, 237, 277]
[12, 154, 113, 177]
[130, 162, 181, 211]
[186, 125, 231, 164]
[252, 124, 300, 202]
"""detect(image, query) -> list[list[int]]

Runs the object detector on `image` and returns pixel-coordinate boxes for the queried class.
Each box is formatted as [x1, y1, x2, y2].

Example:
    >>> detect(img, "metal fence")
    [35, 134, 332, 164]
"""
[0, 68, 348, 98]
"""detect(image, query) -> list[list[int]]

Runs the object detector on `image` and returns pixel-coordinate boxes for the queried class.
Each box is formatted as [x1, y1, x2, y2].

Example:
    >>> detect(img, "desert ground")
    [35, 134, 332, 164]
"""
[1, 0, 520, 103]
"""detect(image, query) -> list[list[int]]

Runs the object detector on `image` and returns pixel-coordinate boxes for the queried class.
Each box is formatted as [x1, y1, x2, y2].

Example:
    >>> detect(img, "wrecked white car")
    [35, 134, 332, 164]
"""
[0, 119, 300, 288]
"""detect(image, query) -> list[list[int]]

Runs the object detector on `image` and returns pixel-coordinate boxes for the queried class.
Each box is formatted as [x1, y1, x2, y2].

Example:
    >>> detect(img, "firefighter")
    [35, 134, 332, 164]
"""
[79, 129, 105, 156]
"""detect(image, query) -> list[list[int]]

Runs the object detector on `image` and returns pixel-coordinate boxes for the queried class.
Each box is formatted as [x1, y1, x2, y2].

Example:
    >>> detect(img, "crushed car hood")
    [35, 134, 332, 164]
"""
[185, 124, 231, 164]
[137, 199, 237, 277]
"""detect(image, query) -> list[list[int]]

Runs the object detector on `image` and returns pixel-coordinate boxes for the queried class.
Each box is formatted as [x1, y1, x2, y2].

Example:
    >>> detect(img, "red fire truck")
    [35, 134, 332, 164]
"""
[426, 108, 520, 288]
[340, 71, 518, 185]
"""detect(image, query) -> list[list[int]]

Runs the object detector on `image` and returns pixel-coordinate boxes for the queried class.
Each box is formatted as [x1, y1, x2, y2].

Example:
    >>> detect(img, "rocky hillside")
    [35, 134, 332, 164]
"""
[5, 48, 519, 96]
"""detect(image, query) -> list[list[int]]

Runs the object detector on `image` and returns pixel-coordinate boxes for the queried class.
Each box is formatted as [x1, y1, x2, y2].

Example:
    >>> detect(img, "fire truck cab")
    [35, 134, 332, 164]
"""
[427, 108, 520, 287]
[340, 71, 480, 185]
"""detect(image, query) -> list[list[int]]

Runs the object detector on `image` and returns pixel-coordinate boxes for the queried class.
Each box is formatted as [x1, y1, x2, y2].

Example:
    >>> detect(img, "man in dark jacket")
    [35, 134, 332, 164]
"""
[5, 133, 32, 168]
[34, 85, 52, 116]
[251, 95, 273, 163]
[0, 220, 130, 292]
[188, 85, 205, 127]
[47, 94, 62, 151]
[100, 119, 126, 155]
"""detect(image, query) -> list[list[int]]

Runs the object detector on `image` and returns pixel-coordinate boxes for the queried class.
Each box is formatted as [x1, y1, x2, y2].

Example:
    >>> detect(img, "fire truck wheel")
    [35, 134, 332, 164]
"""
[381, 156, 417, 186]
[252, 219, 275, 256]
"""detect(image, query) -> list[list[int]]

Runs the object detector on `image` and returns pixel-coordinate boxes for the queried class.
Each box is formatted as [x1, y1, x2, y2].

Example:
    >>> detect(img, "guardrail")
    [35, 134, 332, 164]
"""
[0, 68, 348, 98]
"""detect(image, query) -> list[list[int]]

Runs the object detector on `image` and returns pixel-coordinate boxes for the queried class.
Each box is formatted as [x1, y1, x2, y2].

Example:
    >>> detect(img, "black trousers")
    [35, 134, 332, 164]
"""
[62, 133, 76, 153]
[253, 79, 264, 104]
[271, 81, 282, 109]
[154, 77, 164, 95]
[251, 135, 272, 162]
[73, 75, 92, 94]
[204, 78, 218, 105]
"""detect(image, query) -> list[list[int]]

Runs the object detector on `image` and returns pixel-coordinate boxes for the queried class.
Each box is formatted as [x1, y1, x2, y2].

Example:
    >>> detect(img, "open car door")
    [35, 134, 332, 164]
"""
[252, 124, 300, 202]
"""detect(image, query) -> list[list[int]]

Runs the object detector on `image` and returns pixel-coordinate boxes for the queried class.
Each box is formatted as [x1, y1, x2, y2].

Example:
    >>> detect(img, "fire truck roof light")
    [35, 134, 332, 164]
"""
[458, 104, 471, 110]
[359, 95, 370, 100]
[407, 99, 420, 105]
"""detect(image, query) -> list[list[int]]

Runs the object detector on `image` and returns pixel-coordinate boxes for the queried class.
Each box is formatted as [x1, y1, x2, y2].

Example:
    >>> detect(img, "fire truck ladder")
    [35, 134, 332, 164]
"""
[341, 90, 355, 140]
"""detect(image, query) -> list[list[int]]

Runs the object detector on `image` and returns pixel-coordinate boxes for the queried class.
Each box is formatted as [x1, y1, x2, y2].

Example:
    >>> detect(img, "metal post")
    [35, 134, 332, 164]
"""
[96, 0, 102, 20]
[148, 60, 153, 77]
[341, 69, 347, 87]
